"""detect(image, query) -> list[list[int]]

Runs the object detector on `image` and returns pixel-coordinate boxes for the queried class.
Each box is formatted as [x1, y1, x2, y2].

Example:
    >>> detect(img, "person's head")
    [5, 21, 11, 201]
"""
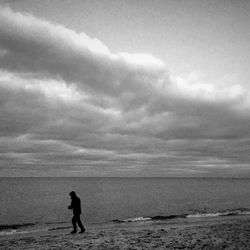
[69, 191, 77, 199]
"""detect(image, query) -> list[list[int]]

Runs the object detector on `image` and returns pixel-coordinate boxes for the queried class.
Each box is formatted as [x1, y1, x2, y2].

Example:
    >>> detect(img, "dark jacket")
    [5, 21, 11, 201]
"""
[68, 196, 82, 215]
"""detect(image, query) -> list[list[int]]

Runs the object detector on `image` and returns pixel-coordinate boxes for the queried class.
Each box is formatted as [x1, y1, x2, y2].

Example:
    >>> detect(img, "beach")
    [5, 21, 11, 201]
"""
[1, 215, 250, 249]
[2, 1, 250, 248]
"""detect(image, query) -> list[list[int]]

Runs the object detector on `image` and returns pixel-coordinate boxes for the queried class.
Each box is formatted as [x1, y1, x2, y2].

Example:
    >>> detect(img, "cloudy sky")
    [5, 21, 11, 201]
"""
[0, 0, 250, 177]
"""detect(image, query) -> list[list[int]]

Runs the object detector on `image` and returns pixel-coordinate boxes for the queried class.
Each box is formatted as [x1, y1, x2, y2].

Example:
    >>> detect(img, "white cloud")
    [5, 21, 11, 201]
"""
[0, 6, 250, 176]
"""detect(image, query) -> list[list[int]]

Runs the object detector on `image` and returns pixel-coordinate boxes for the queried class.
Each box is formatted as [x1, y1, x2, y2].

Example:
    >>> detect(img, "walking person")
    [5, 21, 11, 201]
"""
[68, 191, 85, 234]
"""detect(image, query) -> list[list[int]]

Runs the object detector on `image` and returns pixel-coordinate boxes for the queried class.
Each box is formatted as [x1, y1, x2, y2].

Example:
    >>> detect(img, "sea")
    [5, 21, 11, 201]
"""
[1, 177, 250, 235]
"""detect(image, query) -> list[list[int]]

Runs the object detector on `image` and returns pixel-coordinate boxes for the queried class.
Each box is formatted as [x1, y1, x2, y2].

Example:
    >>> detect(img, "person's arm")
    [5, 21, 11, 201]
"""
[68, 201, 73, 209]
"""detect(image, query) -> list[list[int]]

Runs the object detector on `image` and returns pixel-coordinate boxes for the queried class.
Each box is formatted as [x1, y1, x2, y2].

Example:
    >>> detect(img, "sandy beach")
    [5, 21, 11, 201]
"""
[1, 215, 250, 249]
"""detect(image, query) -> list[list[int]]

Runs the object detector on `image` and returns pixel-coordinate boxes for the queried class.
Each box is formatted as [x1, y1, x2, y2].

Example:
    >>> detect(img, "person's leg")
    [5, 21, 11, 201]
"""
[76, 214, 85, 233]
[71, 215, 77, 233]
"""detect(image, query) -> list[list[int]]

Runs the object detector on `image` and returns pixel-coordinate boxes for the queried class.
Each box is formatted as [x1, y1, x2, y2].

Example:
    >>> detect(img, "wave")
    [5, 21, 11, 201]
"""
[113, 217, 152, 223]
[187, 208, 250, 218]
[112, 208, 250, 223]
[0, 221, 70, 235]
[48, 226, 72, 231]
[0, 230, 18, 236]
[45, 221, 68, 225]
[0, 223, 39, 236]
[2, 207, 250, 234]
[0, 223, 36, 231]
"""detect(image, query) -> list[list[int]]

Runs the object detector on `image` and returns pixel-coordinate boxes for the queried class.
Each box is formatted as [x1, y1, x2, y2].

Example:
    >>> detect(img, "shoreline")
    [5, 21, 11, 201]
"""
[1, 215, 250, 249]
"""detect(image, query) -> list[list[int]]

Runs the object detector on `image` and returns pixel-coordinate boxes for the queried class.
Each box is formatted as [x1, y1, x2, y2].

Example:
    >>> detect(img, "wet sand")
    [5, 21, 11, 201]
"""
[1, 215, 250, 249]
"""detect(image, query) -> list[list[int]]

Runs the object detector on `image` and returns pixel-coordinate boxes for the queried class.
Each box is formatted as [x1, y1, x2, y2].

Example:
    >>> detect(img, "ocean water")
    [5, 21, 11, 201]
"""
[1, 177, 250, 234]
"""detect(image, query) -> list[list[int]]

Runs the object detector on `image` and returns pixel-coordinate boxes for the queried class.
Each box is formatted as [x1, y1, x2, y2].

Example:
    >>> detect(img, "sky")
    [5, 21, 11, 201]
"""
[0, 0, 250, 177]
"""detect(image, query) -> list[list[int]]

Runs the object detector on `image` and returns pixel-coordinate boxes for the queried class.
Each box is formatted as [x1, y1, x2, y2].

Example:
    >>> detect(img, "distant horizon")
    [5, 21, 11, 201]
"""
[1, 1, 250, 177]
[1, 176, 250, 179]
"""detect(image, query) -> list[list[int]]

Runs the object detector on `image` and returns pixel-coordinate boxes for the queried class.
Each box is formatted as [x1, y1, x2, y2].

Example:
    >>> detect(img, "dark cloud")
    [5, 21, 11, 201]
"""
[0, 7, 250, 176]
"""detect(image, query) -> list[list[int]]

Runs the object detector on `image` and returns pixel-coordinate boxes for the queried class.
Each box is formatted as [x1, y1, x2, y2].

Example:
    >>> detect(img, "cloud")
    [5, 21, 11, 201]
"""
[0, 6, 250, 176]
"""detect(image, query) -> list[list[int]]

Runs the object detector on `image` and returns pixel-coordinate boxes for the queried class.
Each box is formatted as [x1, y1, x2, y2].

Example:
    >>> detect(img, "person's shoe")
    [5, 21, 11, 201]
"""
[70, 230, 77, 234]
[79, 229, 85, 234]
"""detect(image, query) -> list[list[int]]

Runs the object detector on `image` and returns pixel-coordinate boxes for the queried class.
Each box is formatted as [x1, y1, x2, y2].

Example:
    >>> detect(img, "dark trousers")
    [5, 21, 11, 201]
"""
[72, 214, 85, 231]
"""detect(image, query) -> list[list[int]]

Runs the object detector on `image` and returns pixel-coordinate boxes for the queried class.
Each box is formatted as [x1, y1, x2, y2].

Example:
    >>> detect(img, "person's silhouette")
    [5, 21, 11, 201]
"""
[68, 191, 85, 234]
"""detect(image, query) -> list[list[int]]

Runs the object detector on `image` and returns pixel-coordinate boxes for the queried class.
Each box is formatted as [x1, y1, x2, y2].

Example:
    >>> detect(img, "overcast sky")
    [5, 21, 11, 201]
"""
[0, 0, 250, 177]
